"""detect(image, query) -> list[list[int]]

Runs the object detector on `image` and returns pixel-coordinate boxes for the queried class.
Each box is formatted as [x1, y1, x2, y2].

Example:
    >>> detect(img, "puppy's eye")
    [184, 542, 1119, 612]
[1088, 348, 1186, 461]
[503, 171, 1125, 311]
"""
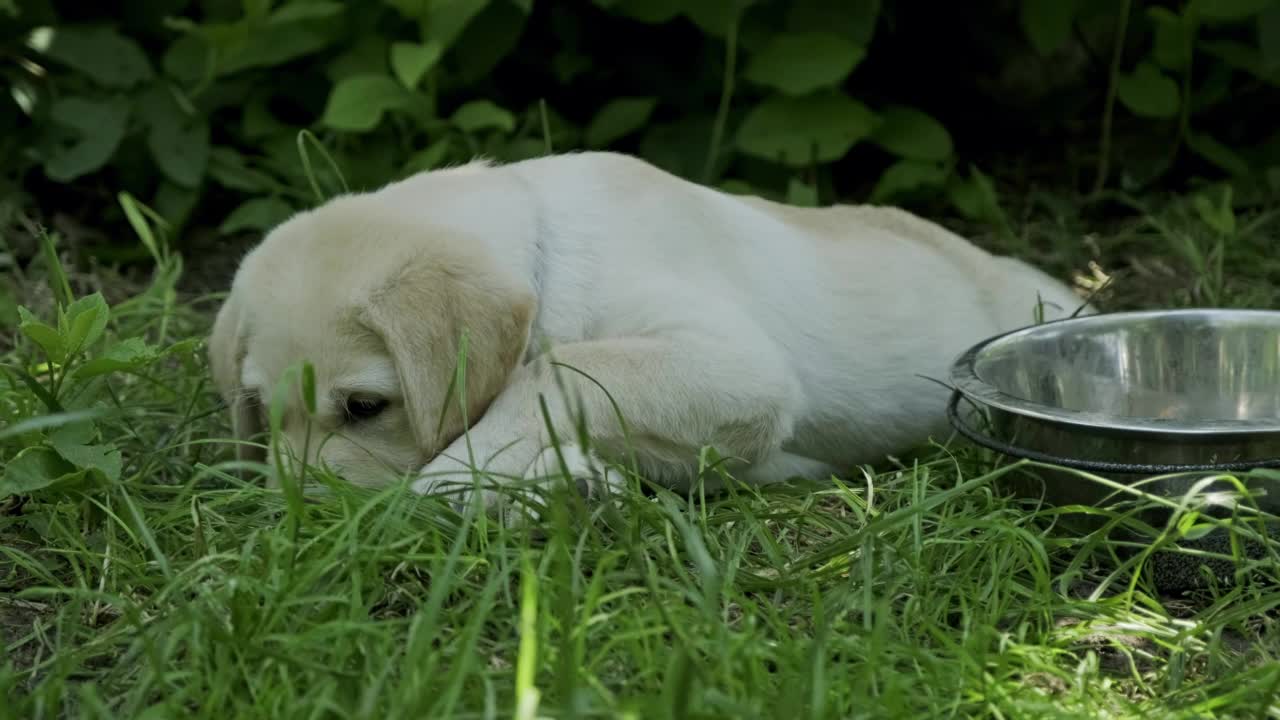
[344, 395, 389, 422]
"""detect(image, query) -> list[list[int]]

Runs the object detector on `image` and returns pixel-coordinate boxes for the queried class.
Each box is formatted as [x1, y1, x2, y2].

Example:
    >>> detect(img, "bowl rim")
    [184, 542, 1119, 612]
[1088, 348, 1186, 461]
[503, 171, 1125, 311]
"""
[949, 308, 1280, 436]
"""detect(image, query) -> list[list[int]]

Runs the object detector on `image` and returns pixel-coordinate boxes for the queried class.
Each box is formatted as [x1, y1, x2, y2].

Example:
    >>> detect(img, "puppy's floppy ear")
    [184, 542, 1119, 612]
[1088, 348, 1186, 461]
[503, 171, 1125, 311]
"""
[359, 249, 535, 457]
[208, 288, 265, 463]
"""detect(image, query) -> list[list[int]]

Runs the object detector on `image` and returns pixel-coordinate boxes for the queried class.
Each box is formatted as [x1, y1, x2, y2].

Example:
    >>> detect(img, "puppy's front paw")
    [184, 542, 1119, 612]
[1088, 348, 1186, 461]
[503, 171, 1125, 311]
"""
[523, 444, 625, 502]
[412, 454, 503, 513]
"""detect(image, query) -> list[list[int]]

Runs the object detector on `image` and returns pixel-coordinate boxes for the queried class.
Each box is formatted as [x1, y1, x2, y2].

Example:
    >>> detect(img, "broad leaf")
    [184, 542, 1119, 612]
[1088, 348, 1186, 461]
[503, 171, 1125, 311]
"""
[75, 337, 160, 379]
[1191, 187, 1237, 235]
[1260, 3, 1280, 69]
[1116, 61, 1180, 118]
[425, 0, 491, 49]
[1200, 40, 1280, 85]
[51, 423, 122, 482]
[786, 178, 818, 207]
[215, 23, 334, 76]
[208, 147, 275, 193]
[609, 0, 682, 23]
[0, 447, 79, 498]
[405, 138, 453, 173]
[451, 1, 530, 82]
[451, 100, 515, 133]
[1187, 131, 1251, 176]
[18, 306, 66, 364]
[44, 26, 153, 88]
[744, 32, 865, 95]
[1149, 7, 1193, 71]
[947, 166, 1003, 224]
[585, 97, 658, 148]
[786, 0, 880, 45]
[64, 293, 109, 353]
[43, 96, 130, 182]
[869, 106, 953, 161]
[391, 41, 443, 88]
[220, 197, 296, 235]
[736, 91, 878, 167]
[322, 74, 412, 132]
[870, 159, 949, 202]
[269, 0, 345, 23]
[1020, 0, 1081, 55]
[144, 97, 211, 188]
[162, 34, 212, 86]
[641, 114, 720, 179]
[1193, 0, 1275, 22]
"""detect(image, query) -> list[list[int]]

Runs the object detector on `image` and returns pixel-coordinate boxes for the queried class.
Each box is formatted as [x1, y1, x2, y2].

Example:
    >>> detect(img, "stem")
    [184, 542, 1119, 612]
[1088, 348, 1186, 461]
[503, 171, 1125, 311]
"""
[1090, 0, 1132, 197]
[703, 16, 739, 185]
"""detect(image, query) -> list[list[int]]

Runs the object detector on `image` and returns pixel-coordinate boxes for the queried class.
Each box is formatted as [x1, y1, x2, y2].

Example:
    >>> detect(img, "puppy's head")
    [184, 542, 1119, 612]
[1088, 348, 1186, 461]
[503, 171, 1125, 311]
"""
[208, 194, 536, 487]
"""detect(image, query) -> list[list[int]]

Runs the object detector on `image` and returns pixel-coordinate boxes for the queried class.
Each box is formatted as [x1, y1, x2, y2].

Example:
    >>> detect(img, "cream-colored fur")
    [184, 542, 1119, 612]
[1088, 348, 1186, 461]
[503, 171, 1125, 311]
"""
[209, 151, 1088, 506]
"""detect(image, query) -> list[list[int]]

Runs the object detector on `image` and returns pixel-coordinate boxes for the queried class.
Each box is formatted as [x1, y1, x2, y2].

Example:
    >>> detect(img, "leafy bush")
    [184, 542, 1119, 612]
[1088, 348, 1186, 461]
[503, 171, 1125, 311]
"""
[2, 0, 1279, 252]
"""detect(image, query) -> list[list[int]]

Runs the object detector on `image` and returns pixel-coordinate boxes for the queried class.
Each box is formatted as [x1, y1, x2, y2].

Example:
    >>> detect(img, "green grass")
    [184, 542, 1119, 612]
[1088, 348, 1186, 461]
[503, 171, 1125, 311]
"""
[2, 188, 1279, 719]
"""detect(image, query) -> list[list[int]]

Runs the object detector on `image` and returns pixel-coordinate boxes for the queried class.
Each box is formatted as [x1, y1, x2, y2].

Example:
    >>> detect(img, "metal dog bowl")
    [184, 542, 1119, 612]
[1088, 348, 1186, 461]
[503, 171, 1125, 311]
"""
[948, 309, 1280, 588]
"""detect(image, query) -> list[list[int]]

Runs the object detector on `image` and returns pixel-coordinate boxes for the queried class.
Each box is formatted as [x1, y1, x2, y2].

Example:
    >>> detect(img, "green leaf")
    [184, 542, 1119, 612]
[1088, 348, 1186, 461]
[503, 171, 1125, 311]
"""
[608, 0, 682, 23]
[1191, 186, 1237, 235]
[208, 147, 275, 193]
[736, 91, 878, 167]
[0, 447, 79, 498]
[744, 32, 866, 95]
[391, 41, 443, 88]
[50, 423, 122, 482]
[269, 0, 345, 23]
[425, 0, 491, 49]
[1259, 3, 1280, 69]
[214, 23, 334, 76]
[869, 106, 952, 161]
[64, 293, 109, 354]
[1193, 0, 1276, 22]
[18, 306, 66, 364]
[786, 178, 818, 207]
[1116, 61, 1181, 118]
[163, 34, 212, 86]
[684, 1, 754, 36]
[1200, 40, 1280, 85]
[44, 26, 153, 88]
[947, 166, 1005, 225]
[143, 97, 211, 188]
[1020, 0, 1081, 55]
[50, 420, 94, 447]
[641, 114, 718, 179]
[220, 197, 296, 235]
[451, 100, 515, 133]
[322, 74, 412, 132]
[786, 0, 880, 45]
[585, 97, 658, 148]
[43, 96, 130, 182]
[405, 137, 453, 173]
[719, 179, 768, 197]
[870, 159, 949, 202]
[451, 1, 530, 83]
[1187, 131, 1251, 176]
[75, 337, 160, 379]
[1150, 7, 1194, 71]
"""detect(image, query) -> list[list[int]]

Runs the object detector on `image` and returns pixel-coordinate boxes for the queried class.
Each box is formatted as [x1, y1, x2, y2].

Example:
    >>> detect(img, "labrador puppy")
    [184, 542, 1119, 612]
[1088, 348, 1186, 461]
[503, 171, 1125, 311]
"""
[209, 151, 1086, 507]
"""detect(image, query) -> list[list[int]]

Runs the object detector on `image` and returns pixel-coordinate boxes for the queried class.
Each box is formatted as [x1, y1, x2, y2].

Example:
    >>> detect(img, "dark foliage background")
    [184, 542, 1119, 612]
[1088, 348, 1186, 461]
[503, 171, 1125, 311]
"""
[2, 0, 1278, 261]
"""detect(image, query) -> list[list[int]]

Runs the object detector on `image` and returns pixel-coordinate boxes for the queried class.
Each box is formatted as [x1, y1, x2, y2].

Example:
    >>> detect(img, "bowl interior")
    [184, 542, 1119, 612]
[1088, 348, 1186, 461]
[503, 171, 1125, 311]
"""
[971, 311, 1280, 424]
